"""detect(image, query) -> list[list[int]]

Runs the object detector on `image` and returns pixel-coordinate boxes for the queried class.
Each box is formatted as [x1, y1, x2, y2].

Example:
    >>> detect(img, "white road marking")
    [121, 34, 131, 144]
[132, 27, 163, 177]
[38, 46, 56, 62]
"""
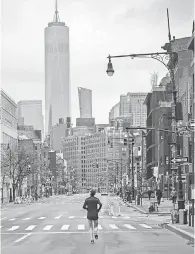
[61, 225, 70, 230]
[124, 224, 136, 229]
[99, 216, 104, 218]
[43, 225, 53, 231]
[54, 215, 62, 219]
[125, 216, 130, 219]
[8, 226, 20, 231]
[9, 218, 16, 221]
[68, 216, 75, 219]
[0, 226, 3, 229]
[109, 224, 119, 229]
[14, 233, 31, 243]
[140, 224, 152, 229]
[98, 225, 103, 230]
[112, 216, 117, 219]
[0, 217, 7, 220]
[83, 216, 87, 219]
[25, 225, 36, 231]
[78, 225, 85, 230]
[23, 218, 31, 221]
[38, 217, 46, 220]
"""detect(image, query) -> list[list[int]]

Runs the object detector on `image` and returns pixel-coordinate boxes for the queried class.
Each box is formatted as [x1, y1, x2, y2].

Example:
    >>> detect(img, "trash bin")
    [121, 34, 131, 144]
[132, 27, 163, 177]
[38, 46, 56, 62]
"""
[179, 209, 188, 224]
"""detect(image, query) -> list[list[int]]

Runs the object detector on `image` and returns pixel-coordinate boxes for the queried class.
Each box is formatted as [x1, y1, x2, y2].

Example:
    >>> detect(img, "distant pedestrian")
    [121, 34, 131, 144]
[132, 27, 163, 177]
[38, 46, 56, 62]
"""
[147, 188, 153, 200]
[170, 188, 177, 204]
[83, 189, 102, 244]
[156, 189, 162, 205]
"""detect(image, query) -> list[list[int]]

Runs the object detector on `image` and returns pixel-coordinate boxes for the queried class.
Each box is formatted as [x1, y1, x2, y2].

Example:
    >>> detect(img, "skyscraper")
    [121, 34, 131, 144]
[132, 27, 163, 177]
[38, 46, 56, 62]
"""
[45, 0, 70, 135]
[17, 100, 44, 138]
[78, 87, 92, 118]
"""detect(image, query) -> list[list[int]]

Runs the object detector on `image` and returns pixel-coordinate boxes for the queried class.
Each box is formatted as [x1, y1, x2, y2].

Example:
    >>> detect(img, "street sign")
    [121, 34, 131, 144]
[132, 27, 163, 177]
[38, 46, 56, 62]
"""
[170, 168, 178, 171]
[171, 157, 188, 164]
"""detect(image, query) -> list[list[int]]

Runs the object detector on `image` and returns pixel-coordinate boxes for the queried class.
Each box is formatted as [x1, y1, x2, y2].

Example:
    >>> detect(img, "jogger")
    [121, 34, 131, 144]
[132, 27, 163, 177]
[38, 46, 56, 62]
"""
[83, 189, 102, 244]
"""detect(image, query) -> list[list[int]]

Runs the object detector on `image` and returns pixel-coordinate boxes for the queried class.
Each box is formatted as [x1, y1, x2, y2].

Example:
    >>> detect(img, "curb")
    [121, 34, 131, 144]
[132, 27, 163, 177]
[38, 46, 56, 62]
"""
[129, 204, 171, 215]
[159, 223, 195, 242]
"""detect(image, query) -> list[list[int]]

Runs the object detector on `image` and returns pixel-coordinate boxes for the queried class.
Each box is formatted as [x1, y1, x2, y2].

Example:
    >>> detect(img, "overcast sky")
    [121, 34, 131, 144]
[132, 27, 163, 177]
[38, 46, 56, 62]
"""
[2, 0, 194, 125]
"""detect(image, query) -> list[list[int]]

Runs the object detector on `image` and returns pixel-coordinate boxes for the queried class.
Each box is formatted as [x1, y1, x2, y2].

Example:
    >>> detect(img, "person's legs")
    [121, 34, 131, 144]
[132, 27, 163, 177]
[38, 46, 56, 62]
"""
[94, 220, 98, 239]
[88, 219, 94, 243]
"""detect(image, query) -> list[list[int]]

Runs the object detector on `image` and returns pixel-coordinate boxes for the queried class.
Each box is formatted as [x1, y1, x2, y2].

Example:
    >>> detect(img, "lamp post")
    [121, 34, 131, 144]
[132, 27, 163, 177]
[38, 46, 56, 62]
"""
[106, 9, 185, 210]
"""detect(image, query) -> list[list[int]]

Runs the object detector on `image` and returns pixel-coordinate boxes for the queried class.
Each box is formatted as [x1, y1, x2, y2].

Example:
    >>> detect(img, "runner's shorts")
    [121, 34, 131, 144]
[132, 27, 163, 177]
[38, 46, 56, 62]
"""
[88, 219, 98, 228]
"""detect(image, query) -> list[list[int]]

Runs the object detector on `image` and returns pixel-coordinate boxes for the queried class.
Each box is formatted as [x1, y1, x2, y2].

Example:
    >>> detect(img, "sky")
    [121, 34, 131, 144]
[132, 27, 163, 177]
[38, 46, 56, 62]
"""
[2, 0, 194, 125]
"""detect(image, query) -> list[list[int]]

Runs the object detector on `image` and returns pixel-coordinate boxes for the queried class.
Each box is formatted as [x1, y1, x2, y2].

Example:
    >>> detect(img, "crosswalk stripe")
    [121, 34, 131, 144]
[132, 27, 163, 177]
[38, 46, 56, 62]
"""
[8, 226, 20, 231]
[125, 216, 130, 219]
[112, 216, 117, 219]
[38, 217, 46, 220]
[78, 225, 85, 230]
[0, 217, 6, 220]
[124, 224, 136, 229]
[43, 225, 53, 231]
[9, 218, 16, 221]
[140, 224, 152, 229]
[109, 224, 119, 229]
[54, 215, 62, 219]
[98, 225, 103, 230]
[83, 216, 87, 219]
[68, 216, 75, 219]
[23, 218, 31, 221]
[61, 225, 70, 230]
[0, 226, 3, 229]
[25, 225, 36, 231]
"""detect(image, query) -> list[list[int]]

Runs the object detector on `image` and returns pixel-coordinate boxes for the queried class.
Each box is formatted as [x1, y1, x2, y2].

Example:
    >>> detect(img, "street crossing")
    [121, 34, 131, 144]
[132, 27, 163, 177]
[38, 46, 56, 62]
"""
[1, 223, 159, 232]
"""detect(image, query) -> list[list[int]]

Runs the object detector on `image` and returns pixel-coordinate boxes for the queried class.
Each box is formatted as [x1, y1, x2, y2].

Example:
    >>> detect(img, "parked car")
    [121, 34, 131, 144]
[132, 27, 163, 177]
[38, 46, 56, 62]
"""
[101, 192, 108, 196]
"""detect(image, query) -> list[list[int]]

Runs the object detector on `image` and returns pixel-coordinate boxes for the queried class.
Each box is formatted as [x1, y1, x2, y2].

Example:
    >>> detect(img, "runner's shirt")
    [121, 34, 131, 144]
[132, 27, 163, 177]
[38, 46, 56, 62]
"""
[83, 196, 102, 220]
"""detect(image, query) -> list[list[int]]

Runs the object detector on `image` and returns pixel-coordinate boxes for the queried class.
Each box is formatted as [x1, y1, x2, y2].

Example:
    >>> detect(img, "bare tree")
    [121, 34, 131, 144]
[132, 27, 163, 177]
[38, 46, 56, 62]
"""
[1, 145, 36, 202]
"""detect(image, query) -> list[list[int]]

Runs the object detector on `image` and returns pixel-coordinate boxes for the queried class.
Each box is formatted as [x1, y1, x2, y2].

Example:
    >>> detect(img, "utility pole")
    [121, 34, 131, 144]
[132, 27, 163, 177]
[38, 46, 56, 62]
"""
[131, 139, 135, 200]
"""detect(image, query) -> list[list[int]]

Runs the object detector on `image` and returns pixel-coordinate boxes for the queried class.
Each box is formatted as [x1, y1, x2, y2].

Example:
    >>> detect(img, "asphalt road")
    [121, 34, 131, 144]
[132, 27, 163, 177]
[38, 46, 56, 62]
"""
[1, 194, 194, 254]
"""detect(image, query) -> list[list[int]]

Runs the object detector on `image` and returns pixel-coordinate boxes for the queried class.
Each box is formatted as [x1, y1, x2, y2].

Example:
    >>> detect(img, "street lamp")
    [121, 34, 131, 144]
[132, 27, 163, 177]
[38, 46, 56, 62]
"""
[106, 55, 114, 76]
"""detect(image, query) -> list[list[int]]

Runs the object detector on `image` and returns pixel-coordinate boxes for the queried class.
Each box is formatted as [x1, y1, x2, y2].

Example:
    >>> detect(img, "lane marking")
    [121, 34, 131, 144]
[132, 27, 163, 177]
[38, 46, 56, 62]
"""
[61, 225, 70, 230]
[124, 224, 136, 230]
[14, 233, 31, 243]
[112, 216, 117, 219]
[109, 224, 119, 229]
[78, 225, 85, 230]
[68, 216, 75, 219]
[43, 225, 53, 231]
[54, 215, 62, 219]
[1, 229, 162, 235]
[38, 217, 46, 220]
[98, 225, 103, 230]
[23, 218, 31, 221]
[140, 224, 152, 229]
[25, 225, 36, 231]
[8, 226, 20, 231]
[9, 218, 16, 221]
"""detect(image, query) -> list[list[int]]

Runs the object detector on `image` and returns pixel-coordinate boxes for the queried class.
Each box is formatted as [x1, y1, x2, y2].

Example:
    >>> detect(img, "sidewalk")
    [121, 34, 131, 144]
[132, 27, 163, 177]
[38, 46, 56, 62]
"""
[129, 197, 173, 215]
[160, 223, 195, 243]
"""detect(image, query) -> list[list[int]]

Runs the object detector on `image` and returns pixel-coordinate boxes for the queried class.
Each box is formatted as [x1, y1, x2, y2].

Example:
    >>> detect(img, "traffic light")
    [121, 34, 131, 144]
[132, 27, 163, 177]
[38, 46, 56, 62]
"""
[124, 138, 127, 146]
[132, 139, 135, 145]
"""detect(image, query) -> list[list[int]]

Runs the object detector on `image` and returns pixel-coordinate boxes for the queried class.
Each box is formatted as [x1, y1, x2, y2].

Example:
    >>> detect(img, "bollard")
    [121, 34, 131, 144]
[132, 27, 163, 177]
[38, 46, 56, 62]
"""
[110, 202, 114, 216]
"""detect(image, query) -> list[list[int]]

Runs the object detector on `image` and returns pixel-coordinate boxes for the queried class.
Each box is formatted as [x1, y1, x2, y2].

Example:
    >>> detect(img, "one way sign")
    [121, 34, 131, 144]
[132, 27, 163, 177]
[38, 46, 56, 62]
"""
[171, 157, 188, 163]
